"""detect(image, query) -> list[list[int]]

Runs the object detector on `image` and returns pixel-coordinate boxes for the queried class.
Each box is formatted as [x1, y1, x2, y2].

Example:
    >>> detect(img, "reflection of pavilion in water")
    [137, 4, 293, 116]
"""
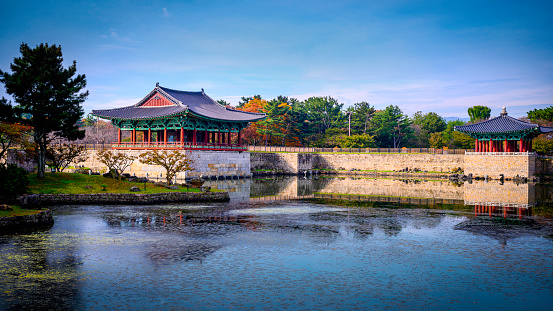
[262, 176, 539, 218]
[205, 176, 540, 220]
[464, 181, 535, 219]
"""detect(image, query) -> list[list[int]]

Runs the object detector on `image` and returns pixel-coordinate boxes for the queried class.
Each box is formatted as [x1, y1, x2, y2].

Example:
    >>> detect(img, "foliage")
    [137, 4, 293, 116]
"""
[237, 95, 261, 108]
[339, 134, 376, 148]
[96, 149, 136, 180]
[304, 96, 345, 135]
[216, 99, 231, 107]
[0, 43, 88, 179]
[0, 121, 32, 160]
[0, 163, 29, 200]
[411, 111, 447, 147]
[429, 132, 445, 148]
[468, 105, 491, 123]
[347, 102, 375, 135]
[239, 98, 267, 145]
[80, 113, 97, 127]
[532, 135, 553, 155]
[0, 97, 18, 122]
[77, 119, 117, 144]
[448, 131, 474, 149]
[429, 120, 474, 149]
[139, 150, 194, 186]
[527, 106, 553, 123]
[370, 105, 413, 148]
[46, 143, 88, 172]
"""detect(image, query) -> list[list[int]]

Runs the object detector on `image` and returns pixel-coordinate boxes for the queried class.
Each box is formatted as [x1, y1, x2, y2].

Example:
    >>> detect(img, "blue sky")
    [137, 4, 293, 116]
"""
[1, 0, 552, 118]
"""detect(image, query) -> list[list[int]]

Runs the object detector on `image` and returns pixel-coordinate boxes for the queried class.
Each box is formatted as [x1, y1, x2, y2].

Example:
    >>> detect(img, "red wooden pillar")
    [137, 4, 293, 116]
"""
[490, 139, 494, 152]
[475, 139, 479, 152]
[204, 130, 208, 145]
[148, 129, 151, 144]
[227, 132, 231, 145]
[132, 129, 136, 144]
[118, 129, 121, 144]
[529, 140, 532, 152]
[193, 128, 197, 144]
[164, 128, 167, 144]
[217, 131, 221, 145]
[238, 130, 242, 146]
[519, 138, 523, 152]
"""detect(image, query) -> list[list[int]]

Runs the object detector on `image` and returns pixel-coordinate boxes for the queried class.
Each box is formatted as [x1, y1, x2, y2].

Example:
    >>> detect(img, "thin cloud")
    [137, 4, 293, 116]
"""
[162, 7, 170, 17]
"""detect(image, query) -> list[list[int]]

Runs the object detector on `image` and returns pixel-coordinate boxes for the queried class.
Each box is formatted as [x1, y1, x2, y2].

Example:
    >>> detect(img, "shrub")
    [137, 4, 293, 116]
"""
[0, 163, 29, 200]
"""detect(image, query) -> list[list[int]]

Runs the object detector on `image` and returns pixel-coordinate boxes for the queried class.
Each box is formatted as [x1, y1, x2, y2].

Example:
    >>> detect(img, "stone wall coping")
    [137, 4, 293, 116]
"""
[0, 209, 54, 231]
[19, 192, 230, 207]
[465, 152, 536, 156]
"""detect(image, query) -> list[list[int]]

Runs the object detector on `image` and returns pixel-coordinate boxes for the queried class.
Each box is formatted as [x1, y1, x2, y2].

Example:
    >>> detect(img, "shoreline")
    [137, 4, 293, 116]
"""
[19, 191, 230, 208]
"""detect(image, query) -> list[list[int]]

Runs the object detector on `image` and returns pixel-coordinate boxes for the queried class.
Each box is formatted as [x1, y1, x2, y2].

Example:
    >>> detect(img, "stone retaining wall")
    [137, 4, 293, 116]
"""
[0, 210, 54, 231]
[251, 153, 465, 175]
[464, 154, 535, 179]
[76, 150, 250, 179]
[19, 192, 229, 207]
[319, 178, 464, 201]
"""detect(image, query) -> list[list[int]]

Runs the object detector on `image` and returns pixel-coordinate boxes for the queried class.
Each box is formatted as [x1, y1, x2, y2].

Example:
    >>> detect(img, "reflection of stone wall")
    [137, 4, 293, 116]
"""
[464, 154, 535, 179]
[464, 181, 534, 205]
[535, 157, 553, 175]
[250, 153, 465, 174]
[318, 178, 464, 200]
[76, 150, 250, 178]
[203, 179, 251, 201]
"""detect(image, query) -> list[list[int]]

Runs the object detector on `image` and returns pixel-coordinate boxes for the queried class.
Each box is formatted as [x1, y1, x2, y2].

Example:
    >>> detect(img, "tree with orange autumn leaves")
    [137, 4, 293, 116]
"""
[238, 96, 302, 146]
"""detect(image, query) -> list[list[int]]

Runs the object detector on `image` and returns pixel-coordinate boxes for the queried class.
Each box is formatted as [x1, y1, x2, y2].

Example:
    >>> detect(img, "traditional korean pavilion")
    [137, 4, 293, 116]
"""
[92, 84, 265, 151]
[454, 107, 553, 152]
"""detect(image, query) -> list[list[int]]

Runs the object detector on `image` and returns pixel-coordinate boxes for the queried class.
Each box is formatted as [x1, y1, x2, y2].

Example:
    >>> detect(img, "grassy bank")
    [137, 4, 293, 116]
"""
[0, 206, 43, 218]
[27, 172, 202, 195]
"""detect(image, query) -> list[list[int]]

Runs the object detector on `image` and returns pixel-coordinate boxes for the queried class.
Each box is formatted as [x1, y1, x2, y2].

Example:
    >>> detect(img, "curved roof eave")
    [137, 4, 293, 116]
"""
[92, 84, 267, 122]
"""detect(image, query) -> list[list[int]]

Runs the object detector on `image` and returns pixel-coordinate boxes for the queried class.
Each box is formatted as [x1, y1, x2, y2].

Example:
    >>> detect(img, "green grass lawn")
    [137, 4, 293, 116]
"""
[27, 172, 203, 195]
[0, 206, 43, 218]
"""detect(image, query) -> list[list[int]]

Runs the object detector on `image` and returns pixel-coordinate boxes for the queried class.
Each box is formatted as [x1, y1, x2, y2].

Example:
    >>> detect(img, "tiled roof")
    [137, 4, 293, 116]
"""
[92, 85, 266, 122]
[454, 115, 540, 133]
[158, 86, 266, 122]
[92, 105, 186, 120]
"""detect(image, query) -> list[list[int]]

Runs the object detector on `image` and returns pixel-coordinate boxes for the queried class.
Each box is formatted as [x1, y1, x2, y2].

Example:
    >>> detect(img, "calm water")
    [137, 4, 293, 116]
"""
[1, 177, 553, 310]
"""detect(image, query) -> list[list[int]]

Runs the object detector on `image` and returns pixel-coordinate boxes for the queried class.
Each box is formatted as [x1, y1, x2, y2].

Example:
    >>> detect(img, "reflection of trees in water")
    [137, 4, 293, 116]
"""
[250, 177, 294, 197]
[147, 242, 221, 266]
[297, 177, 332, 196]
[0, 229, 83, 310]
[454, 217, 553, 245]
[250, 176, 332, 197]
[378, 218, 404, 236]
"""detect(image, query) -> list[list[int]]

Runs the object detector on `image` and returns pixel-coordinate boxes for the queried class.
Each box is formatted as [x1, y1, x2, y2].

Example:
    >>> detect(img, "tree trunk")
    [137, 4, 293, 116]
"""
[37, 141, 46, 179]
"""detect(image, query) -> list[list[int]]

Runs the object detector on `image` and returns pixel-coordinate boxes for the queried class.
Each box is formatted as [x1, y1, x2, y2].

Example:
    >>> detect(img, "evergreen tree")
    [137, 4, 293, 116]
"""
[411, 111, 447, 147]
[348, 101, 375, 135]
[0, 43, 88, 178]
[468, 105, 491, 123]
[302, 96, 345, 146]
[370, 105, 413, 148]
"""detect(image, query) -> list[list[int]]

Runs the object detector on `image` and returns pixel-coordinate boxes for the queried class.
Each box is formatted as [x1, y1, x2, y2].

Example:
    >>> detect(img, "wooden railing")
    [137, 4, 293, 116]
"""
[247, 146, 472, 154]
[111, 142, 247, 151]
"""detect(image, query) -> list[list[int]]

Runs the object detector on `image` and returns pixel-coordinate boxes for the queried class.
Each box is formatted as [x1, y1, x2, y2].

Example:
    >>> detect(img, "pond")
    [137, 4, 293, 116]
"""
[1, 176, 553, 310]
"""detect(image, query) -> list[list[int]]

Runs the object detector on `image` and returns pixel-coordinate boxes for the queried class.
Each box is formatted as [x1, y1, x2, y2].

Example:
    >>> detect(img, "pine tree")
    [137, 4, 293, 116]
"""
[0, 43, 88, 178]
